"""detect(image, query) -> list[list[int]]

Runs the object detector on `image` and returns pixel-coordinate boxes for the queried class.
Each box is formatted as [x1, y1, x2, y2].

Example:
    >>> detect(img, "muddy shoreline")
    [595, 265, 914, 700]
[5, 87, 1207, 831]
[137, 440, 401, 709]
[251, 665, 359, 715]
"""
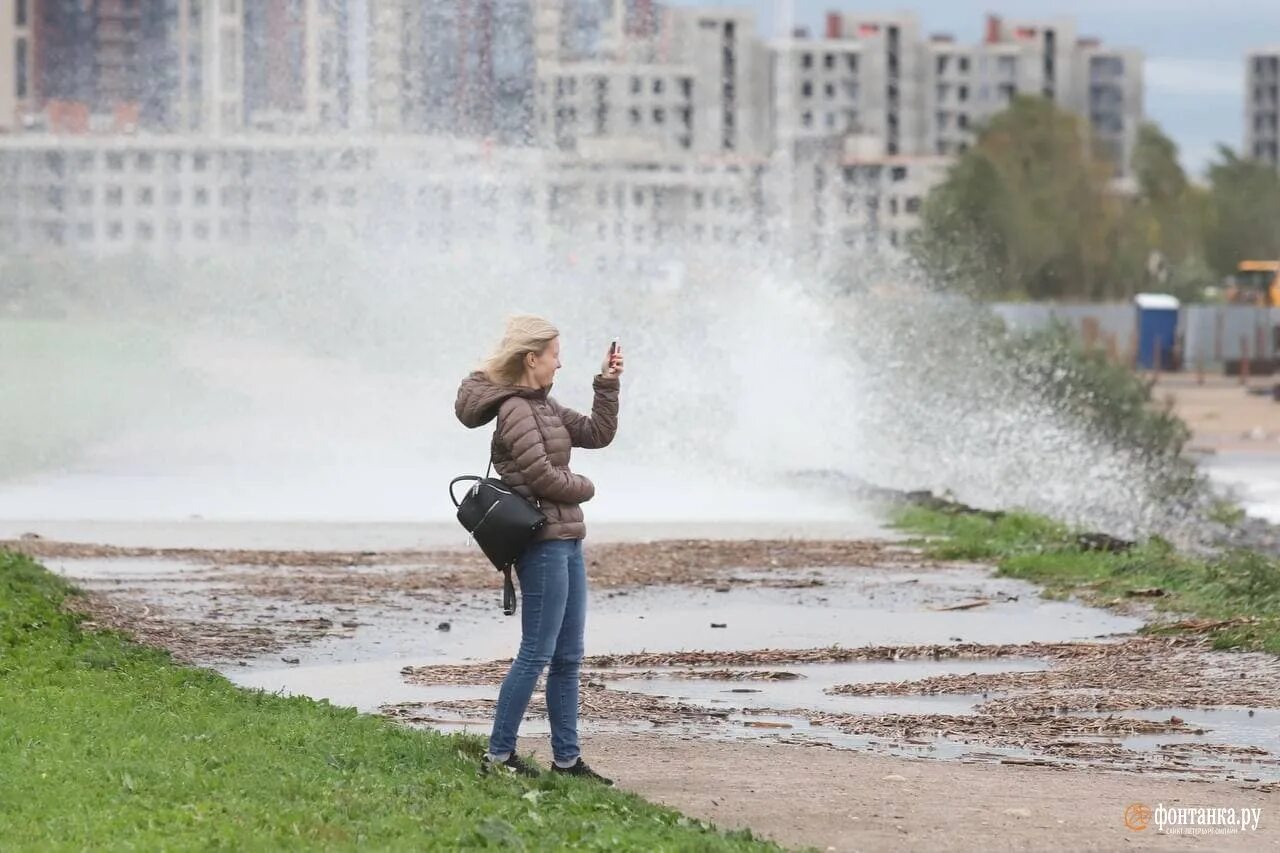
[23, 534, 1279, 793]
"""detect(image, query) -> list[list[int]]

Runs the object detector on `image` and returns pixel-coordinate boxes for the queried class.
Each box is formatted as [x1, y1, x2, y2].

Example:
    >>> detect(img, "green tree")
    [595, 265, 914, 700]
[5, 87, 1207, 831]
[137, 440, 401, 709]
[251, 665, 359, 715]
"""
[1202, 145, 1280, 277]
[912, 97, 1137, 300]
[1128, 123, 1211, 300]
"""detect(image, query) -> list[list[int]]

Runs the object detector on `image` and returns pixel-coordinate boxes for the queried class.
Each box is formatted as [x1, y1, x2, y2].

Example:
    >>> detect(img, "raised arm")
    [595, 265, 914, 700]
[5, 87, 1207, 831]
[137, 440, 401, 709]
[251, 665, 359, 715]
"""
[551, 374, 620, 449]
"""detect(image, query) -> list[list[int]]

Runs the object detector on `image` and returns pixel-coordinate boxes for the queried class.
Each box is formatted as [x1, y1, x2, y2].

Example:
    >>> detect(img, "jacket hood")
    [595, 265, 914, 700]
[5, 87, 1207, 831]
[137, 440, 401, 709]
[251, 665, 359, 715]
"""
[455, 370, 552, 428]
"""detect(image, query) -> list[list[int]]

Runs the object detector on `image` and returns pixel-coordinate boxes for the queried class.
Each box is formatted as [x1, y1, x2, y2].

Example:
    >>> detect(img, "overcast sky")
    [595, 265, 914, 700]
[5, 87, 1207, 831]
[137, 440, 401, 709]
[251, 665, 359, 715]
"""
[668, 0, 1280, 177]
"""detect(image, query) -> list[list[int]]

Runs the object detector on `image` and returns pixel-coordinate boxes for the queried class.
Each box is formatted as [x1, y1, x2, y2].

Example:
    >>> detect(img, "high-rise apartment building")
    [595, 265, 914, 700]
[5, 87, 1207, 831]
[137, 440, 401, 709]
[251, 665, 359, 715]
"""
[1246, 48, 1280, 168]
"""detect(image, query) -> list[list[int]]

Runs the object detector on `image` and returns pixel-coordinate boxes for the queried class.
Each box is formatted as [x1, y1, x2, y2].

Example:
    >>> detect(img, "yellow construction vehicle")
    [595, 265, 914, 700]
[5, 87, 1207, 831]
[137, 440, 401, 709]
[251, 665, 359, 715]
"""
[1228, 260, 1280, 306]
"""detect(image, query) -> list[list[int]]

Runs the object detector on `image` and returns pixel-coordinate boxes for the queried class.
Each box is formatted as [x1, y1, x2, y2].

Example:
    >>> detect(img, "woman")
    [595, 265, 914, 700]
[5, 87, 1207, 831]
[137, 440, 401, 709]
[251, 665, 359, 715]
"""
[454, 314, 623, 784]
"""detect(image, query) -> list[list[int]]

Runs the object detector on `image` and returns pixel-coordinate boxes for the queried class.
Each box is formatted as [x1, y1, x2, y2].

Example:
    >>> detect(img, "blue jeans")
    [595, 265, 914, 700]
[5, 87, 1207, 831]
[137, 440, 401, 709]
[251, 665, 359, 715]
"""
[488, 538, 587, 763]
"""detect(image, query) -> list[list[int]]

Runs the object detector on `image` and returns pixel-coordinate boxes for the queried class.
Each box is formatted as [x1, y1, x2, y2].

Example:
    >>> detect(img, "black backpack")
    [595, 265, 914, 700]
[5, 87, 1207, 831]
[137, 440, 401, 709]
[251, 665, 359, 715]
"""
[449, 417, 546, 614]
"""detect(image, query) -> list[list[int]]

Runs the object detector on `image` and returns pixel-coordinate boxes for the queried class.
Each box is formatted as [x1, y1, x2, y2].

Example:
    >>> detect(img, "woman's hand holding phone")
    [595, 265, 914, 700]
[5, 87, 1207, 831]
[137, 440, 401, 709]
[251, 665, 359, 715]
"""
[601, 340, 624, 379]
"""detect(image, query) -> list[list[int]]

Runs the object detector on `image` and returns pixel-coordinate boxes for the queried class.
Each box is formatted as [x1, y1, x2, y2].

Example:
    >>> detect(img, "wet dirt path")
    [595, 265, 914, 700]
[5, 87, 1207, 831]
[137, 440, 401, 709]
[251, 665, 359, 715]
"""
[536, 733, 1279, 851]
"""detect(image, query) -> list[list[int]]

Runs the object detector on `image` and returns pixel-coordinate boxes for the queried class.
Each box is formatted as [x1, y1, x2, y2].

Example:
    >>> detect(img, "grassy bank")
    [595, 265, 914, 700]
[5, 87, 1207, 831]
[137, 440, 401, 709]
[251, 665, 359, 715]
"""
[0, 551, 775, 850]
[894, 506, 1280, 654]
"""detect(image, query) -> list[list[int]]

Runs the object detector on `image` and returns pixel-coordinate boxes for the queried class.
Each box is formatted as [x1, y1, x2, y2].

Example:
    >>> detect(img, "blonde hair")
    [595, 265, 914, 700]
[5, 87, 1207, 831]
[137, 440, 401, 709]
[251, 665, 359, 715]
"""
[481, 314, 560, 385]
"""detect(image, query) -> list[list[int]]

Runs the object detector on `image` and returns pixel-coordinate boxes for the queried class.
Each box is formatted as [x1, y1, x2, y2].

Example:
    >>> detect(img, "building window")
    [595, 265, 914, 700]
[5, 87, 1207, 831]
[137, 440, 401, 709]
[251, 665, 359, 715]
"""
[631, 76, 641, 94]
[16, 0, 27, 26]
[802, 111, 813, 128]
[77, 188, 93, 205]
[801, 81, 812, 98]
[221, 31, 238, 88]
[958, 85, 969, 102]
[106, 187, 124, 206]
[629, 107, 641, 126]
[166, 188, 182, 205]
[193, 153, 209, 171]
[905, 196, 921, 213]
[138, 222, 155, 241]
[108, 221, 124, 240]
[825, 82, 835, 99]
[107, 153, 125, 171]
[653, 78, 663, 95]
[138, 187, 154, 205]
[958, 57, 970, 73]
[15, 38, 27, 98]
[653, 107, 665, 124]
[890, 166, 907, 182]
[846, 54, 857, 72]
[801, 53, 813, 69]
[824, 53, 834, 69]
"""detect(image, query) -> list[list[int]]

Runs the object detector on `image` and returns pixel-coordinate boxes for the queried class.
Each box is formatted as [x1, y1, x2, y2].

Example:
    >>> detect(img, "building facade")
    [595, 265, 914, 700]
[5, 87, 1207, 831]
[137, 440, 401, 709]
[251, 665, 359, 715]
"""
[0, 135, 767, 276]
[1246, 48, 1280, 168]
[0, 0, 37, 132]
[0, 4, 1149, 270]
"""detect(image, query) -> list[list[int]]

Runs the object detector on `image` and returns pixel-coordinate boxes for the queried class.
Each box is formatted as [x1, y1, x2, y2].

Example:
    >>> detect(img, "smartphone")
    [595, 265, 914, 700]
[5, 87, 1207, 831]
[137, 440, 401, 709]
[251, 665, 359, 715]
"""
[609, 340, 618, 358]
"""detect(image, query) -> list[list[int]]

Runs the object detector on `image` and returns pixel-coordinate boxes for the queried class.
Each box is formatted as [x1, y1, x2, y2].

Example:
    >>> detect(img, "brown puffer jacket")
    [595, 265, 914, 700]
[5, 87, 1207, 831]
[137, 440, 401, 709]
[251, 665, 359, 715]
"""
[455, 370, 620, 541]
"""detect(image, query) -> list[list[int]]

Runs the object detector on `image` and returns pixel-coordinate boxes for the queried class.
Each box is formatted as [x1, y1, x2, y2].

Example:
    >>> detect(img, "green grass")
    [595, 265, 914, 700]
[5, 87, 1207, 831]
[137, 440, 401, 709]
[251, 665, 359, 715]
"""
[0, 551, 780, 851]
[893, 506, 1280, 654]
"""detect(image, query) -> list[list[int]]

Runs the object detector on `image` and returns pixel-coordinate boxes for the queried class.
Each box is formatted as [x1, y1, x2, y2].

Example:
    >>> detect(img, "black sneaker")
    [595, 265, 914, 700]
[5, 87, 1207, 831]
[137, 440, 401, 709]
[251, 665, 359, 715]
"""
[551, 758, 613, 786]
[480, 752, 541, 778]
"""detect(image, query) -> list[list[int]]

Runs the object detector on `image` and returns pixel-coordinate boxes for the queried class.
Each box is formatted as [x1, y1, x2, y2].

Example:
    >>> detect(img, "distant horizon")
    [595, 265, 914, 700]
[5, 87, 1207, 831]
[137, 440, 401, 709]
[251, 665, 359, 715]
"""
[667, 0, 1280, 178]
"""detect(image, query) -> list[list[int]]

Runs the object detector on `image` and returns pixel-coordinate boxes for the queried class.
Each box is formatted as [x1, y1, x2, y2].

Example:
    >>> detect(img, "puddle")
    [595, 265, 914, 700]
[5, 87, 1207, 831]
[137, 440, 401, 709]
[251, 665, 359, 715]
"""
[1117, 707, 1280, 767]
[47, 557, 218, 581]
[582, 571, 1141, 650]
[605, 659, 1047, 717]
